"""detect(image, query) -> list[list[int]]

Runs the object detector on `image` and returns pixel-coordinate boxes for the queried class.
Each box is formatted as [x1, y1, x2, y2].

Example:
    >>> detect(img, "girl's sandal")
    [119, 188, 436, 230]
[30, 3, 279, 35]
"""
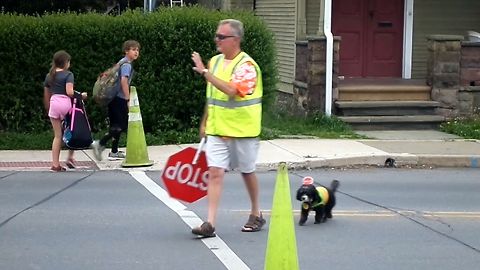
[241, 213, 266, 232]
[65, 158, 76, 169]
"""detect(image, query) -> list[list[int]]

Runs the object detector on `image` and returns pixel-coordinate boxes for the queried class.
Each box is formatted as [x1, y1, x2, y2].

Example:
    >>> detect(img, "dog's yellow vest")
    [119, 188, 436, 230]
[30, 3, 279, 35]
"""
[312, 186, 329, 208]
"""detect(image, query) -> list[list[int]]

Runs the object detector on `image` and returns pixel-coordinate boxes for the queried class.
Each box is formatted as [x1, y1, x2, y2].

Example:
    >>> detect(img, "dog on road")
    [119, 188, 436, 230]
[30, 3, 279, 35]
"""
[296, 176, 340, 226]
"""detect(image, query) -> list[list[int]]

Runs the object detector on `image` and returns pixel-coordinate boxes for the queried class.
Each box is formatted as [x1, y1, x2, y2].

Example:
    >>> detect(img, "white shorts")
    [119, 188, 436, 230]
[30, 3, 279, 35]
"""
[205, 135, 259, 173]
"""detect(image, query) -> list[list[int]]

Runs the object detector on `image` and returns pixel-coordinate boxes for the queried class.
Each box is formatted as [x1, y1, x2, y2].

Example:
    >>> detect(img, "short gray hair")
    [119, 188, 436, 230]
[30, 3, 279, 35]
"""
[219, 19, 244, 40]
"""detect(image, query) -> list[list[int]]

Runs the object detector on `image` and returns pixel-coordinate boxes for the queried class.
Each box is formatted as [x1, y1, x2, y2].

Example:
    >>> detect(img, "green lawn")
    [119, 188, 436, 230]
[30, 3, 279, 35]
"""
[440, 115, 480, 140]
[1, 113, 478, 150]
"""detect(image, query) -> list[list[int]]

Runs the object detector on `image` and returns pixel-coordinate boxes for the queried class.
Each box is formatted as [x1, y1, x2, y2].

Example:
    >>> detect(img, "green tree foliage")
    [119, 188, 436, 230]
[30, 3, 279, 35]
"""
[0, 7, 278, 135]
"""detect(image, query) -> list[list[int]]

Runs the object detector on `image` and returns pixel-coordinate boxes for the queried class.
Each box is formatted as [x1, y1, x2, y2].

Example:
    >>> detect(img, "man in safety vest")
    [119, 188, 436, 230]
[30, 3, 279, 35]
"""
[191, 19, 265, 238]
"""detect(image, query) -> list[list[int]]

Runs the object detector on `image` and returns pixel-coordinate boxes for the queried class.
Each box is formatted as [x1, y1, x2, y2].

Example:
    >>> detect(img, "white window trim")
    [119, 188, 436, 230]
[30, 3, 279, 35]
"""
[403, 0, 414, 79]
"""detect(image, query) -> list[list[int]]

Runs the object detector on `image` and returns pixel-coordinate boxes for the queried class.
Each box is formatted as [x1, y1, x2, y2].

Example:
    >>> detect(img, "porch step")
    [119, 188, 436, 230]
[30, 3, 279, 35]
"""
[334, 78, 444, 130]
[338, 115, 445, 130]
[337, 84, 431, 101]
[336, 101, 441, 116]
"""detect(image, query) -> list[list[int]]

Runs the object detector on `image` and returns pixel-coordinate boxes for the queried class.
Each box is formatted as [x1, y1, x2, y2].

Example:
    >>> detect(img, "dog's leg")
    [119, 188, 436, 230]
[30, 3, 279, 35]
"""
[326, 192, 336, 219]
[326, 209, 333, 219]
[315, 206, 326, 224]
[326, 204, 333, 219]
[321, 213, 328, 222]
[299, 205, 309, 226]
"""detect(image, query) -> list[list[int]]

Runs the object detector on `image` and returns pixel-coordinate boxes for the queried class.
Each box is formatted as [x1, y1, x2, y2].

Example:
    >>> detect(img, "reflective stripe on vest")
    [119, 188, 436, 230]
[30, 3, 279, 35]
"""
[207, 97, 262, 108]
[205, 52, 263, 137]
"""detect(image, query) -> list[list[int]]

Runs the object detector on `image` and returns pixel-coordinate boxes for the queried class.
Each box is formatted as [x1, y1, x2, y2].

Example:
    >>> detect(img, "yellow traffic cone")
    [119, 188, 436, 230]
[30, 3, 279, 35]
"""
[264, 162, 299, 270]
[121, 86, 154, 167]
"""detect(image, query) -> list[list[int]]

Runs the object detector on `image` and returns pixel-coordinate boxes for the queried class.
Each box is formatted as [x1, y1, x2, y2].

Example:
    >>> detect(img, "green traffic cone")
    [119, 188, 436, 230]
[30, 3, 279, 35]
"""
[264, 162, 299, 270]
[121, 86, 153, 167]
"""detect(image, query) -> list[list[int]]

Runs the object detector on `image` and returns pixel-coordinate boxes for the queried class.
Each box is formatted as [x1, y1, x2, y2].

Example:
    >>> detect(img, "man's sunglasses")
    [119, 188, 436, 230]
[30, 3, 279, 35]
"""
[215, 34, 237, 40]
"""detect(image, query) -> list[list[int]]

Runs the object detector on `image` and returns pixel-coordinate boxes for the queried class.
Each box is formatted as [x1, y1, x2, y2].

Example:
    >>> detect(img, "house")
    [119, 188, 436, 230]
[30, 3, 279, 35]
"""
[220, 0, 480, 129]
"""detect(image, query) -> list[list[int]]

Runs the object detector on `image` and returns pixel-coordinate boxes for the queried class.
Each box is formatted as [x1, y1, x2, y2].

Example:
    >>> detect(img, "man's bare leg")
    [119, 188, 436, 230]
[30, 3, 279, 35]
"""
[207, 166, 225, 226]
[242, 172, 260, 217]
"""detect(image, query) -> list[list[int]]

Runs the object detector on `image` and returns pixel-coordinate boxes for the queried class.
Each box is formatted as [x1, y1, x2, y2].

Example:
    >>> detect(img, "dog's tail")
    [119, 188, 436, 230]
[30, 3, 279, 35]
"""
[330, 180, 340, 193]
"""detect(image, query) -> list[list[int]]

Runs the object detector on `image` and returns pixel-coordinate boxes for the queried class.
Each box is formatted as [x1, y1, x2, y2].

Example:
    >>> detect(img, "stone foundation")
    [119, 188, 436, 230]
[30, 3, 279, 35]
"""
[289, 36, 340, 117]
[461, 42, 480, 87]
[427, 35, 480, 117]
[458, 86, 480, 115]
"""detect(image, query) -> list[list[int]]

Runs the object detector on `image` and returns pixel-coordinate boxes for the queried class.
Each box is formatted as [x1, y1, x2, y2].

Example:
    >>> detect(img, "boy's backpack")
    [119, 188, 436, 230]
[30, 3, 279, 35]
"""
[63, 94, 93, 150]
[92, 59, 129, 106]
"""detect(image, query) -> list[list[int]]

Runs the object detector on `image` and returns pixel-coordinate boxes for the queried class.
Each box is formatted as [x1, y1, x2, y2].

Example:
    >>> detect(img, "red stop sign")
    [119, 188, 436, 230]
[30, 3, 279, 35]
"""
[161, 147, 209, 203]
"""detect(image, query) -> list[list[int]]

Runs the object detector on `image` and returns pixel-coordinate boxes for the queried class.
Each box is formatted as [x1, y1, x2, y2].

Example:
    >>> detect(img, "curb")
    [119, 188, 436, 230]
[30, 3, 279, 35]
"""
[255, 154, 480, 172]
[415, 155, 480, 168]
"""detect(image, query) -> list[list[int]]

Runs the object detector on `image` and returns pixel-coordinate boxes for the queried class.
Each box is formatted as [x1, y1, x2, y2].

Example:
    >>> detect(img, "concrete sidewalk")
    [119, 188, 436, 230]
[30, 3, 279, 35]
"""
[1, 132, 479, 171]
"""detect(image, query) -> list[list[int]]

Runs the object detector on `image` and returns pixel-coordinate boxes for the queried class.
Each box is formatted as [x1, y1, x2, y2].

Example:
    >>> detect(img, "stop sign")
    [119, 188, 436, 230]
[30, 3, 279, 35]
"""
[161, 147, 209, 203]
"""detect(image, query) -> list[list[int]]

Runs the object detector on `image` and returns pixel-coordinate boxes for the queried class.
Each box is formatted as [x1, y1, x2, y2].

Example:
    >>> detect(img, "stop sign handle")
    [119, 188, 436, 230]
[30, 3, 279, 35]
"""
[192, 137, 206, 165]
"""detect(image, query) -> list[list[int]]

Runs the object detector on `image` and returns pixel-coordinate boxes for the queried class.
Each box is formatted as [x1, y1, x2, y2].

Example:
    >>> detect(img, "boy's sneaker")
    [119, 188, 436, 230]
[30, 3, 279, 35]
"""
[91, 140, 105, 161]
[108, 151, 126, 161]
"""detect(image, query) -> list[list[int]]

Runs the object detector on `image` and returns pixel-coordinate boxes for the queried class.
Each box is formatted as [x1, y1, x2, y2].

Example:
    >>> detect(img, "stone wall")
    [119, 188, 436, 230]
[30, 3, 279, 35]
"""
[286, 36, 340, 117]
[459, 41, 480, 115]
[458, 86, 480, 115]
[461, 42, 480, 86]
[427, 35, 480, 117]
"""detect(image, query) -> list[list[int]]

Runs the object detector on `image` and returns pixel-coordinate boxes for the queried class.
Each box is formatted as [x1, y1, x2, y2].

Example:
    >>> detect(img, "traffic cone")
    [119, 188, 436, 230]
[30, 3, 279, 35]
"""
[121, 86, 154, 167]
[264, 162, 299, 270]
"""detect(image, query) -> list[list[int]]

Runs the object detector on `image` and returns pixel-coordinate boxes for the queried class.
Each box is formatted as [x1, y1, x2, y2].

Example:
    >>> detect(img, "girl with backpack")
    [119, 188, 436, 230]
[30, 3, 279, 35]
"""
[43, 50, 87, 172]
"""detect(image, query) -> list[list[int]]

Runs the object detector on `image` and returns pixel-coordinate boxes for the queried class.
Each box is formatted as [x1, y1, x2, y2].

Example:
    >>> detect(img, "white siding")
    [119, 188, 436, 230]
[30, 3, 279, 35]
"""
[412, 0, 480, 78]
[306, 0, 321, 35]
[255, 0, 296, 92]
[230, 0, 254, 10]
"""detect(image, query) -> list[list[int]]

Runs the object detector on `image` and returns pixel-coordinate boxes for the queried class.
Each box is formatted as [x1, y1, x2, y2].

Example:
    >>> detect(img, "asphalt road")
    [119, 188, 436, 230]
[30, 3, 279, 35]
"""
[1, 168, 479, 270]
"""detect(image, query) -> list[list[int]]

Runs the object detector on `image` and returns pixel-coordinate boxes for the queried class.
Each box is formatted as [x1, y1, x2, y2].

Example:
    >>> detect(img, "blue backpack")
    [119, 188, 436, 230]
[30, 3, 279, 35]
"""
[63, 94, 93, 150]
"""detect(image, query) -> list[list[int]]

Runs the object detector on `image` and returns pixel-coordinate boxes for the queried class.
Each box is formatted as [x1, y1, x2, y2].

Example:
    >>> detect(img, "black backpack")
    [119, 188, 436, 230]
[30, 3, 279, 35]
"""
[63, 93, 93, 150]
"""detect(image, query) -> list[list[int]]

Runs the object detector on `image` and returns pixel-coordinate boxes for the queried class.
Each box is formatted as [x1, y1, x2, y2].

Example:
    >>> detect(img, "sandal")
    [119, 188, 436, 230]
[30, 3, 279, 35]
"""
[241, 213, 266, 232]
[65, 158, 76, 169]
[192, 222, 216, 238]
[50, 165, 66, 172]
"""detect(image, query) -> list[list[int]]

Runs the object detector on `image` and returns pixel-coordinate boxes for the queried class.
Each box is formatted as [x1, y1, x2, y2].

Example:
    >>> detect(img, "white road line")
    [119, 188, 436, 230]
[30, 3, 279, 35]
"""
[129, 171, 250, 270]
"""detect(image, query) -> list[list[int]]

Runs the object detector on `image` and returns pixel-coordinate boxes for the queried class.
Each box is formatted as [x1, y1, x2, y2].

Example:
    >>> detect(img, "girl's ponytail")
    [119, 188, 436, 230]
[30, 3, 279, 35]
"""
[48, 50, 71, 84]
[48, 64, 57, 85]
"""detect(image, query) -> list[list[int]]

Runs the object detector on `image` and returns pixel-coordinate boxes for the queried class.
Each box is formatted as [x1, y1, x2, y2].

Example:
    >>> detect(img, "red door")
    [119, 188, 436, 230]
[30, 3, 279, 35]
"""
[333, 0, 404, 77]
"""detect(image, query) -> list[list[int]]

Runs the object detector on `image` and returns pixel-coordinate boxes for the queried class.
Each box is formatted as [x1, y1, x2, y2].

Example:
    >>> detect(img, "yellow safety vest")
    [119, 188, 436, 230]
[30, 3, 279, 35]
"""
[205, 52, 263, 137]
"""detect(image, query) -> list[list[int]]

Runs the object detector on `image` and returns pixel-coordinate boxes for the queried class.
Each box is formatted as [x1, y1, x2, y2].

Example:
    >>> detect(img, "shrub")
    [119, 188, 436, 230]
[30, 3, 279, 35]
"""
[0, 7, 277, 135]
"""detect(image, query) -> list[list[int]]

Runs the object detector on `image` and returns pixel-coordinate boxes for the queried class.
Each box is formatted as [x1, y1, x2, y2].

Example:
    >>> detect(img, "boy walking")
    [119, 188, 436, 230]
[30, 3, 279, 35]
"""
[92, 40, 140, 161]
